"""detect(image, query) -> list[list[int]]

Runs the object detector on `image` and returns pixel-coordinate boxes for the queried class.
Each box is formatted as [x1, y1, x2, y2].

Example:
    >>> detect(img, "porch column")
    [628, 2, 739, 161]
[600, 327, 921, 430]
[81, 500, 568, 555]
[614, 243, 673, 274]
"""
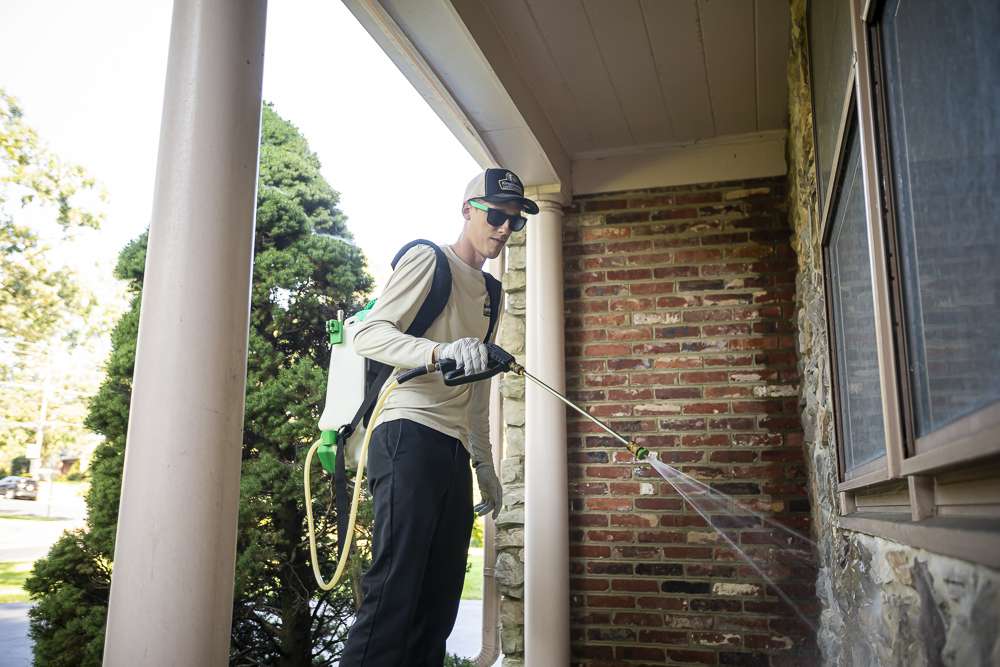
[103, 1, 266, 665]
[524, 198, 569, 665]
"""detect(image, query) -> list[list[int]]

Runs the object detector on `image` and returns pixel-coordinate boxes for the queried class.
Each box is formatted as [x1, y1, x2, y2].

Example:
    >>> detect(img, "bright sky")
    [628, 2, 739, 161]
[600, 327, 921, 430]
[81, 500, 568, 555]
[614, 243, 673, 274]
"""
[0, 0, 480, 294]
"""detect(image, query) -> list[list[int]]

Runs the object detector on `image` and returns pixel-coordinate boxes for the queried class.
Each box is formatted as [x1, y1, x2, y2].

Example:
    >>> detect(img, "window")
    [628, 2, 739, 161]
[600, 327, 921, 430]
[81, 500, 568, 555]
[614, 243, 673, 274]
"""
[809, 0, 856, 207]
[825, 119, 887, 481]
[875, 0, 1000, 460]
[812, 0, 1000, 567]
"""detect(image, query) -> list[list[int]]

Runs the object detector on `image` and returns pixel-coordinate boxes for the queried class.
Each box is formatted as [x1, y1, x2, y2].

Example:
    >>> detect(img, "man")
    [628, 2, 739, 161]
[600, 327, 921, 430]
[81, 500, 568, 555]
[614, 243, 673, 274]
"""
[341, 167, 538, 666]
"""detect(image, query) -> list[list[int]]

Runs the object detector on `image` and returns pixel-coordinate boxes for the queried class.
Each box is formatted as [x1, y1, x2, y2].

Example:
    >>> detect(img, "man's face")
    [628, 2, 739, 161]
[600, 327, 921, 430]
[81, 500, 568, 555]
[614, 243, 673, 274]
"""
[464, 198, 523, 259]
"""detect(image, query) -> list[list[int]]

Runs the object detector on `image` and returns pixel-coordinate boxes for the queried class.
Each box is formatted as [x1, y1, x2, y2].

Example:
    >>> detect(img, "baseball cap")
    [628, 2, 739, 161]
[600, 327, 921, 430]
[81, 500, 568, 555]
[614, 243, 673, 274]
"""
[463, 167, 539, 215]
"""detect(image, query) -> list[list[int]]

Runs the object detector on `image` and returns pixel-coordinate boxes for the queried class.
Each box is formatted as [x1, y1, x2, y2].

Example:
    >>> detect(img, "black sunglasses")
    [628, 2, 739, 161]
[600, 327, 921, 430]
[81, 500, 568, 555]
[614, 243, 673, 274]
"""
[469, 200, 527, 232]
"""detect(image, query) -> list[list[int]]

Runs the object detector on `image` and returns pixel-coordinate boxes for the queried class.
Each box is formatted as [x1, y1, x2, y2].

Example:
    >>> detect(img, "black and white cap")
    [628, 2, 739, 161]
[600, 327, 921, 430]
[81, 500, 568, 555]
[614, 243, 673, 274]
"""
[463, 167, 539, 215]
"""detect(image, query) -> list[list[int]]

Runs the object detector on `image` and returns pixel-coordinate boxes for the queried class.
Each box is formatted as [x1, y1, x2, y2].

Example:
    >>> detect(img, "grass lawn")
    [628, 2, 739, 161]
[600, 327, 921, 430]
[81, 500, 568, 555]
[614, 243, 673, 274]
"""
[0, 561, 32, 604]
[462, 548, 483, 600]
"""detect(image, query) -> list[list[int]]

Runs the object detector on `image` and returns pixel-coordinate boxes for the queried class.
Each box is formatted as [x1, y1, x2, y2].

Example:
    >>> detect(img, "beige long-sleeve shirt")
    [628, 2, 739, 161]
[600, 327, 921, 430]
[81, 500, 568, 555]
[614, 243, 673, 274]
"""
[351, 243, 499, 465]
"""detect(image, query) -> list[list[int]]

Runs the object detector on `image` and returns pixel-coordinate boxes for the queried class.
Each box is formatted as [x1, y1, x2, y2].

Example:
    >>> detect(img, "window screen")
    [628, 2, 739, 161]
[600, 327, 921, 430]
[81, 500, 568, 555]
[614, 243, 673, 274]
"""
[878, 0, 1000, 438]
[809, 0, 855, 205]
[828, 123, 887, 476]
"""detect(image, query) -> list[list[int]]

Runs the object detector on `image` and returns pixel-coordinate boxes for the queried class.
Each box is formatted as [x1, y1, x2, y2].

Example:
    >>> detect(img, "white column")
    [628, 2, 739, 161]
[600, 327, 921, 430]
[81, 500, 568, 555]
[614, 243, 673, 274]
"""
[524, 199, 569, 665]
[103, 1, 266, 665]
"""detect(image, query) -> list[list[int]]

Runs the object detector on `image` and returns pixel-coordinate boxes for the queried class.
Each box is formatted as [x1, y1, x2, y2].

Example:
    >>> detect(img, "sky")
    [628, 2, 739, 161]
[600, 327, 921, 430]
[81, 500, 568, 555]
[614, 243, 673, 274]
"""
[0, 0, 481, 294]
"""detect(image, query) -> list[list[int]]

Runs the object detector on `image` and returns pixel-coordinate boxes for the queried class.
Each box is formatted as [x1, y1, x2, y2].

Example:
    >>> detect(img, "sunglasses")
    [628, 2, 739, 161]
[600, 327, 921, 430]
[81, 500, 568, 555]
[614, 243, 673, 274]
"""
[469, 199, 528, 232]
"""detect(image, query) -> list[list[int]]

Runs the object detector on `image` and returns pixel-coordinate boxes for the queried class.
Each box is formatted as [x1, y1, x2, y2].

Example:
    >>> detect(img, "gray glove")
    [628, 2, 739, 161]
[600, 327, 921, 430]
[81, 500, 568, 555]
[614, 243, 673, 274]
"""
[473, 462, 503, 520]
[437, 337, 488, 375]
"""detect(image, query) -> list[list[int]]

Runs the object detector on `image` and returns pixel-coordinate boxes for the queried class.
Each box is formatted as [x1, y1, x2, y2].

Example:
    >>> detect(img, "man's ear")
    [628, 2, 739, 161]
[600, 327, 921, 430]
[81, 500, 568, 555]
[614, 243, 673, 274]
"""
[462, 202, 471, 220]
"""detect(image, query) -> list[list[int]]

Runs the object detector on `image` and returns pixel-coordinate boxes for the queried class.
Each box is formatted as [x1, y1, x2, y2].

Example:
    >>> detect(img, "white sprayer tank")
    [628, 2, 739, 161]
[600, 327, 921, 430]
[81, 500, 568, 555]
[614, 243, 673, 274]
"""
[318, 308, 373, 468]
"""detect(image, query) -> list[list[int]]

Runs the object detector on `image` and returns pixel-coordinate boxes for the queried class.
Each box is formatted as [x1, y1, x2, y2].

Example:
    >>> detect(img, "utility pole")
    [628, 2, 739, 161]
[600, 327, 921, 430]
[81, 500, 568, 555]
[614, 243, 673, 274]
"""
[27, 355, 51, 477]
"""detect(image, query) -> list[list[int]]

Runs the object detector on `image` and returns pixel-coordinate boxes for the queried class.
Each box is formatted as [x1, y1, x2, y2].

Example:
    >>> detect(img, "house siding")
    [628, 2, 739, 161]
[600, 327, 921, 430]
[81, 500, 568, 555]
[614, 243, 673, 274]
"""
[786, 1, 1000, 665]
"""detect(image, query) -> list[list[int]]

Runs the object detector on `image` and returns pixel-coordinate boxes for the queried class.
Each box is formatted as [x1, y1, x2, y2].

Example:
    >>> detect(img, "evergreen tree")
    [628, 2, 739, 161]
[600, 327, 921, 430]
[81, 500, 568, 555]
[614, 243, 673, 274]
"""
[26, 104, 375, 665]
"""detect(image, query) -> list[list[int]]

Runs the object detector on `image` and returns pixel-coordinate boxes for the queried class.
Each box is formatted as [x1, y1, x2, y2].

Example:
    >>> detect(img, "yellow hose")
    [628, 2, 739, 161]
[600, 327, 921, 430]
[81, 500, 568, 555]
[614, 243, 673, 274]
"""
[304, 377, 399, 590]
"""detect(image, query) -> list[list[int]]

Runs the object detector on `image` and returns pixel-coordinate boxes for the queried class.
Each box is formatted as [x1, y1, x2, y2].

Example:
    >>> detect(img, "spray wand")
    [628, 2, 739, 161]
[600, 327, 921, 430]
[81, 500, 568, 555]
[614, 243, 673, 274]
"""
[397, 343, 649, 461]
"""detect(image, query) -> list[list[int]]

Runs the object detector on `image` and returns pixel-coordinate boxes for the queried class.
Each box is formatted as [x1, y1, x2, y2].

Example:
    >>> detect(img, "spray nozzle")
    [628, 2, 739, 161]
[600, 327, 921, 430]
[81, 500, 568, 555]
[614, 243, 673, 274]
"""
[626, 441, 650, 460]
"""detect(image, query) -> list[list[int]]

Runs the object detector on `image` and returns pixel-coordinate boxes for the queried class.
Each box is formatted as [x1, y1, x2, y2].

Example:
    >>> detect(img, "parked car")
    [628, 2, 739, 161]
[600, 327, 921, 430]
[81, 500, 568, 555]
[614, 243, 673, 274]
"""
[0, 476, 38, 500]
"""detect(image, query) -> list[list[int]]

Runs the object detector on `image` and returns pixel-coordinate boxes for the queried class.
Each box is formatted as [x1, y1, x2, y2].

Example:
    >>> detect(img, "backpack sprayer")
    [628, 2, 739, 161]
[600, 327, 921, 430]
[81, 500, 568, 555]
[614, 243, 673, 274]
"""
[303, 313, 650, 591]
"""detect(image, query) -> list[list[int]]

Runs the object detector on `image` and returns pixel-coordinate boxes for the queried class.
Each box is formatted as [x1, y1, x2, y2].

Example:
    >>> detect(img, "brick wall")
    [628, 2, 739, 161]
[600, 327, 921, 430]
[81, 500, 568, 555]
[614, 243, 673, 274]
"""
[561, 176, 819, 666]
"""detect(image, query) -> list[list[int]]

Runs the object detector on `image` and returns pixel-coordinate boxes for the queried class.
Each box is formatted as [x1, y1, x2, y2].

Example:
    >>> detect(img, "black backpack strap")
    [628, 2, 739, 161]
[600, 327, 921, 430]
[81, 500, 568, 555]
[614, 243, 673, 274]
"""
[483, 272, 502, 343]
[335, 240, 451, 558]
[392, 240, 453, 340]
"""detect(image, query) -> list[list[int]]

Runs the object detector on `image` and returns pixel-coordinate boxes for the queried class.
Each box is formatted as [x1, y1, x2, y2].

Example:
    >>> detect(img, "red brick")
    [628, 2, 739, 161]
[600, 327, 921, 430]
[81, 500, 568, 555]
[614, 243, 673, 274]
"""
[629, 195, 675, 208]
[609, 297, 654, 311]
[571, 578, 610, 591]
[627, 252, 675, 265]
[608, 388, 654, 401]
[637, 531, 684, 543]
[606, 211, 650, 225]
[680, 370, 729, 383]
[584, 374, 629, 387]
[607, 268, 652, 281]
[586, 466, 633, 480]
[586, 594, 637, 608]
[654, 387, 704, 399]
[584, 284, 627, 297]
[653, 265, 701, 278]
[582, 227, 631, 241]
[583, 343, 631, 357]
[587, 529, 634, 542]
[704, 385, 753, 398]
[610, 513, 657, 528]
[612, 612, 663, 627]
[584, 198, 629, 211]
[571, 545, 611, 558]
[634, 498, 683, 511]
[682, 402, 730, 415]
[607, 327, 652, 341]
[616, 646, 666, 661]
[606, 240, 653, 253]
[585, 498, 633, 513]
[665, 648, 718, 664]
[630, 281, 675, 295]
[611, 578, 660, 592]
[584, 313, 627, 327]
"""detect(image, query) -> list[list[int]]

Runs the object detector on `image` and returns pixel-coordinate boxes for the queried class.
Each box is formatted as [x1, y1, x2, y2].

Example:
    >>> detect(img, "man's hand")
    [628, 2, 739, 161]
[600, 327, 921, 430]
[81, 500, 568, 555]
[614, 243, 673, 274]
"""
[437, 337, 488, 375]
[474, 462, 503, 520]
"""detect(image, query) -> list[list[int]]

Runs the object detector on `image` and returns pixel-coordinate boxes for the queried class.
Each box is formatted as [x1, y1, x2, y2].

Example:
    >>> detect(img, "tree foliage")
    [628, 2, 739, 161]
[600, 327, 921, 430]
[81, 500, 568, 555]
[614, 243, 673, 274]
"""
[0, 88, 112, 473]
[26, 103, 375, 665]
[0, 88, 105, 346]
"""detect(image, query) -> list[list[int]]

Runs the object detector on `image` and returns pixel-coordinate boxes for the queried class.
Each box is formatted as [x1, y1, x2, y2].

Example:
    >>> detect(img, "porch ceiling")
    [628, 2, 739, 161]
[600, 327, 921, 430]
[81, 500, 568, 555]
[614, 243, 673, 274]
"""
[344, 0, 790, 197]
[457, 0, 790, 156]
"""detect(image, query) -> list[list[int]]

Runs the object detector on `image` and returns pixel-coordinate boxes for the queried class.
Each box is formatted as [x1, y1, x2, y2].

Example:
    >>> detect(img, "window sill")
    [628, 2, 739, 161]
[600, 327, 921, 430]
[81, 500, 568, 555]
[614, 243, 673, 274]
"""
[839, 513, 1000, 568]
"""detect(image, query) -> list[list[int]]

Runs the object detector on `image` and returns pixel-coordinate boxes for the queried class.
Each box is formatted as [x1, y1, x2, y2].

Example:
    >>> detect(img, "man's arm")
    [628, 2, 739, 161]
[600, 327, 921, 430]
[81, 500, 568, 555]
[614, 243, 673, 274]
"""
[352, 245, 441, 369]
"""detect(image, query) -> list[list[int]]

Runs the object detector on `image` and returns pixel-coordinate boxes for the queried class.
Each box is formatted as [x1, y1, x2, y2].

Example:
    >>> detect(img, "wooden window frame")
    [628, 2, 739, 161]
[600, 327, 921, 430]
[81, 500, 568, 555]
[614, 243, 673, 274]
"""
[811, 0, 1000, 567]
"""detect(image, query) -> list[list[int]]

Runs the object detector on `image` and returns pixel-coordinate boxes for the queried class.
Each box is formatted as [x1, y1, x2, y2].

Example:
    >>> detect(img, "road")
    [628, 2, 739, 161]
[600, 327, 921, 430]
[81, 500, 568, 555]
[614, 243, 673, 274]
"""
[0, 482, 88, 666]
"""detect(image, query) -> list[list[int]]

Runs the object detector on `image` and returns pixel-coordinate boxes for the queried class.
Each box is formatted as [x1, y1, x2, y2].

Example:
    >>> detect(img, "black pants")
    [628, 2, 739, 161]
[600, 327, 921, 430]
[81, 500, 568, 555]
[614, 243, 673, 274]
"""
[339, 419, 474, 667]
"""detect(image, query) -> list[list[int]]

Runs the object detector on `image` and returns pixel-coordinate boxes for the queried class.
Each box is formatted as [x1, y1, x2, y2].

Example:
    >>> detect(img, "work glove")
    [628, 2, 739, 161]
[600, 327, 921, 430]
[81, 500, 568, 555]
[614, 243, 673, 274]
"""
[437, 337, 488, 375]
[473, 462, 503, 520]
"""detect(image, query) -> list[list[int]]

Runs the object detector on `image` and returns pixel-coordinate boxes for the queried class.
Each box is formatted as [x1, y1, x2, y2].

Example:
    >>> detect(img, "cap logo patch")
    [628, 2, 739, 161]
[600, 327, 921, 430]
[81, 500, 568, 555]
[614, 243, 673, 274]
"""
[498, 171, 523, 195]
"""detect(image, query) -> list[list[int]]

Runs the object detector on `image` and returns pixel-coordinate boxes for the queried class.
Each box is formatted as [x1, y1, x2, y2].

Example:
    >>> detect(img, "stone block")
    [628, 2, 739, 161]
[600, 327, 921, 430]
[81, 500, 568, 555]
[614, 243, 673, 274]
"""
[495, 551, 524, 589]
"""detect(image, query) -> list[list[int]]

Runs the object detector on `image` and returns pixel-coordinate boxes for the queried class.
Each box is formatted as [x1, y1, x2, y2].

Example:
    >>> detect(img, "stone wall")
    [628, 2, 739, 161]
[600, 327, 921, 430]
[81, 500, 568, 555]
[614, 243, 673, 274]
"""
[495, 221, 527, 667]
[785, 1, 1000, 665]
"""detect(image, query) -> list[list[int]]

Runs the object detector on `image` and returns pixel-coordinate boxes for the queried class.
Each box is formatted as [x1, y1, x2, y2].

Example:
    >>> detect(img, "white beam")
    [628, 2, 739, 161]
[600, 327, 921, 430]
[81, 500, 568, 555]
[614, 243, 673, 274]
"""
[103, 1, 266, 664]
[573, 130, 788, 196]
